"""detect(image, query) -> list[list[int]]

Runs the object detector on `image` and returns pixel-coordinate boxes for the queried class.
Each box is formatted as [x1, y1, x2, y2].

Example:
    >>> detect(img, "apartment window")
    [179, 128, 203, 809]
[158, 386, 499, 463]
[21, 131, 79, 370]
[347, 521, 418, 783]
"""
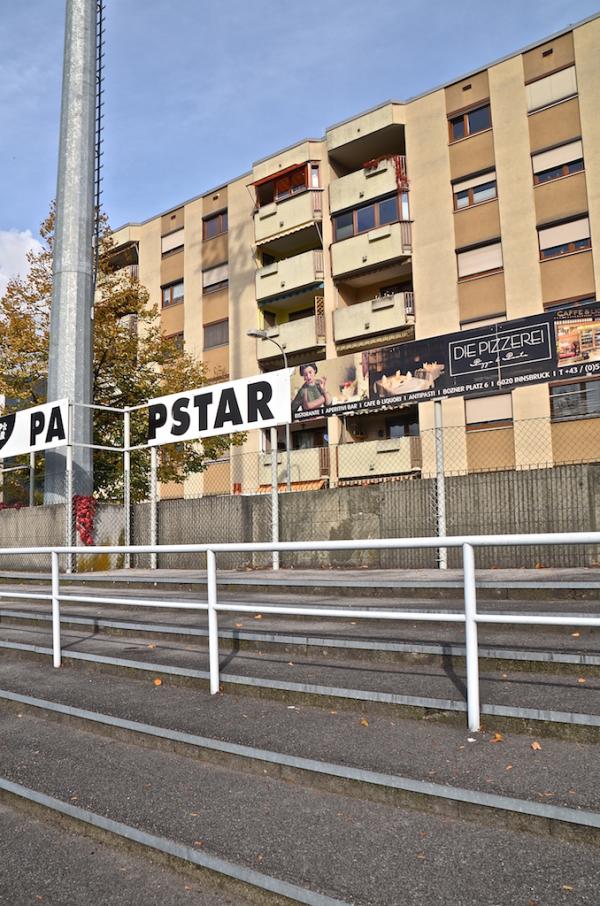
[526, 65, 577, 113]
[333, 193, 405, 242]
[386, 408, 419, 438]
[448, 104, 491, 142]
[202, 262, 229, 293]
[292, 427, 326, 450]
[162, 281, 184, 307]
[202, 210, 228, 240]
[204, 319, 229, 349]
[465, 393, 513, 428]
[165, 332, 184, 354]
[550, 380, 600, 421]
[453, 170, 497, 210]
[538, 217, 590, 260]
[255, 163, 316, 207]
[532, 140, 584, 185]
[161, 228, 184, 257]
[457, 241, 503, 279]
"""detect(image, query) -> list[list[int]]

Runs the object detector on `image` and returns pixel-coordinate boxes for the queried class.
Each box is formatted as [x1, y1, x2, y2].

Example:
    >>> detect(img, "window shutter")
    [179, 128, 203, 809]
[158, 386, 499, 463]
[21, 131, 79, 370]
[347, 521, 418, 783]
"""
[457, 243, 503, 278]
[161, 228, 185, 254]
[526, 66, 577, 112]
[532, 140, 583, 173]
[465, 394, 512, 424]
[202, 263, 229, 288]
[538, 218, 589, 250]
[453, 171, 496, 193]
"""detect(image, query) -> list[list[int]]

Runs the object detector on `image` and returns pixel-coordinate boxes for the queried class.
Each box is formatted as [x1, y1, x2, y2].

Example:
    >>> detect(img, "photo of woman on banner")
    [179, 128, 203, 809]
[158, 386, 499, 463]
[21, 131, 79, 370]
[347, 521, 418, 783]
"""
[291, 363, 332, 413]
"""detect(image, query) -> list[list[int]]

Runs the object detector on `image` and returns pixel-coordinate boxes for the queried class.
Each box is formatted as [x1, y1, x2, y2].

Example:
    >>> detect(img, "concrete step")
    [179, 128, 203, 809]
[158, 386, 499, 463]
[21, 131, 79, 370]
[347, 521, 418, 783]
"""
[2, 623, 600, 738]
[2, 700, 600, 904]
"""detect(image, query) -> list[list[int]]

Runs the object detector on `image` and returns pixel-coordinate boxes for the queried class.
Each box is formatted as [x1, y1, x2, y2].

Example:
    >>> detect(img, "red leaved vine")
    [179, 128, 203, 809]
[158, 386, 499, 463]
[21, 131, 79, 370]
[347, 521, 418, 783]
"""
[73, 495, 97, 546]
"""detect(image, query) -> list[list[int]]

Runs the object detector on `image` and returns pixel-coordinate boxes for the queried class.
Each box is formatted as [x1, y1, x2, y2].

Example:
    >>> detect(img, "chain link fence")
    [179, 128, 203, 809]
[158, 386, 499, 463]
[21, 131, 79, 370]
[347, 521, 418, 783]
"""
[1, 414, 599, 571]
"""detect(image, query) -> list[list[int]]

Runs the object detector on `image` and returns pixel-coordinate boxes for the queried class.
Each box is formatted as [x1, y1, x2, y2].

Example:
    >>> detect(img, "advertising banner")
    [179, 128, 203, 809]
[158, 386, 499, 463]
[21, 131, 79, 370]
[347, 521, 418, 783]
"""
[291, 302, 600, 422]
[0, 400, 69, 459]
[147, 370, 291, 446]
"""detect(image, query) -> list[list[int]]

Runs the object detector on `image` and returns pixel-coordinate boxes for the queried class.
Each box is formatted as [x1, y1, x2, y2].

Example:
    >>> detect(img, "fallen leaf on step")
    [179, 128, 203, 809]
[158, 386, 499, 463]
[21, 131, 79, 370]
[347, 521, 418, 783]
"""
[193, 840, 204, 847]
[531, 741, 542, 751]
[190, 812, 200, 817]
[571, 632, 580, 638]
[562, 885, 574, 892]
[416, 852, 426, 861]
[577, 677, 586, 684]
[147, 644, 156, 650]
[153, 678, 162, 686]
[490, 732, 504, 743]
[505, 764, 513, 771]
[330, 710, 337, 715]
[287, 662, 294, 666]
[234, 623, 243, 629]
[360, 718, 369, 727]
[254, 614, 263, 620]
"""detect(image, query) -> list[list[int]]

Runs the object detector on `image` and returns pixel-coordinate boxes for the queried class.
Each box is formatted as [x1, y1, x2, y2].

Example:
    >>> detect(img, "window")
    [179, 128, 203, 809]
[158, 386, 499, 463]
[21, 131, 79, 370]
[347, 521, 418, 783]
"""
[460, 314, 507, 330]
[165, 332, 184, 355]
[255, 164, 316, 207]
[291, 427, 326, 450]
[448, 104, 491, 142]
[526, 65, 577, 112]
[204, 319, 229, 349]
[386, 408, 419, 438]
[333, 193, 405, 241]
[550, 380, 600, 420]
[538, 217, 590, 260]
[202, 262, 229, 293]
[465, 393, 512, 428]
[453, 171, 497, 210]
[532, 140, 584, 185]
[162, 281, 184, 307]
[161, 229, 184, 256]
[456, 241, 503, 279]
[202, 210, 228, 240]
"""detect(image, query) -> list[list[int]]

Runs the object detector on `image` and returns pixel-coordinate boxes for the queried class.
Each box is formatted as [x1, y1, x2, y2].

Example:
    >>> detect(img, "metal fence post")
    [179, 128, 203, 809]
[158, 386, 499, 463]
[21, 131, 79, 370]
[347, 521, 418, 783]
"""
[123, 409, 131, 568]
[462, 542, 480, 732]
[434, 399, 448, 570]
[207, 548, 220, 694]
[51, 550, 61, 668]
[270, 426, 280, 571]
[150, 445, 158, 570]
[65, 443, 74, 574]
[29, 452, 36, 507]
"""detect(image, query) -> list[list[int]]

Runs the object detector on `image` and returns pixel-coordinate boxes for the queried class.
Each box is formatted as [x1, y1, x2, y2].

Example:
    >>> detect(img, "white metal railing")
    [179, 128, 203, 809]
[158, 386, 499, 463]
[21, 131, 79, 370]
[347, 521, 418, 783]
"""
[0, 531, 599, 733]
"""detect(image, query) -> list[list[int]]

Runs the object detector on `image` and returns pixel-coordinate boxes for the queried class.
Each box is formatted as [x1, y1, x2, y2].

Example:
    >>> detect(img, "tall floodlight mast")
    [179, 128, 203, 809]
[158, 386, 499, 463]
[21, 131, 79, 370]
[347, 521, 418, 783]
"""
[45, 0, 99, 501]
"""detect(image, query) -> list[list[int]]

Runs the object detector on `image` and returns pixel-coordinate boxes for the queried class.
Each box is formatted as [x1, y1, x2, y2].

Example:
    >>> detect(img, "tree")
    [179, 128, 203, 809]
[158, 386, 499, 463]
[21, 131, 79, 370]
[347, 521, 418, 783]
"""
[0, 205, 241, 500]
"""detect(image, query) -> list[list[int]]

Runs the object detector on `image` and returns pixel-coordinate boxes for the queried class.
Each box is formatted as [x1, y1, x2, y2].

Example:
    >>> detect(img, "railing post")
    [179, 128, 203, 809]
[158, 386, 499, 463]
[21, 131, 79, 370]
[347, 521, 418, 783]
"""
[123, 408, 131, 569]
[434, 399, 447, 570]
[207, 548, 220, 694]
[270, 426, 280, 571]
[65, 442, 74, 574]
[150, 445, 158, 570]
[29, 452, 36, 508]
[51, 551, 61, 668]
[462, 542, 480, 732]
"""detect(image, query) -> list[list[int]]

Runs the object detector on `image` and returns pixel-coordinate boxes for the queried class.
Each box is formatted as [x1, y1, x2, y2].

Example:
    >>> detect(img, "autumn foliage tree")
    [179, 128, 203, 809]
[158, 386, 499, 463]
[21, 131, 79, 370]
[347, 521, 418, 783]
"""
[0, 206, 240, 500]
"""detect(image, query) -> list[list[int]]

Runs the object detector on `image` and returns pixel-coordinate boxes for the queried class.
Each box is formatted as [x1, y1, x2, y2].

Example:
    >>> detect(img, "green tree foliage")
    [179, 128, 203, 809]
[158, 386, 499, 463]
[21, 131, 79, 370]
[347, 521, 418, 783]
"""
[0, 206, 239, 500]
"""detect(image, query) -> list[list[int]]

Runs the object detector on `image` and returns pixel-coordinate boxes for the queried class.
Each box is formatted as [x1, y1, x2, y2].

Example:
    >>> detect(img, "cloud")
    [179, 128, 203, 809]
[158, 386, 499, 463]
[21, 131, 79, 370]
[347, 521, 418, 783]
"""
[0, 229, 41, 297]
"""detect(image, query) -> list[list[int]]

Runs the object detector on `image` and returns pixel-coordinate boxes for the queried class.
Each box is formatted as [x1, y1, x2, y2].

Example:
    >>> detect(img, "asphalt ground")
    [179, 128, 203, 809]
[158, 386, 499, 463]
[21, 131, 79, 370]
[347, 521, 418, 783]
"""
[0, 799, 251, 906]
[1, 709, 599, 905]
[2, 620, 600, 719]
[0, 659, 598, 813]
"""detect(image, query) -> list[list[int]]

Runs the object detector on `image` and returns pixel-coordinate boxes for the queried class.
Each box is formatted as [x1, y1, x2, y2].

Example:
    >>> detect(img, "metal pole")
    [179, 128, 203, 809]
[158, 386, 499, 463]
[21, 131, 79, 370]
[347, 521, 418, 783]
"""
[150, 446, 158, 570]
[207, 548, 220, 694]
[45, 0, 97, 502]
[65, 443, 74, 575]
[29, 452, 35, 507]
[51, 551, 61, 668]
[434, 399, 447, 570]
[270, 426, 280, 571]
[463, 542, 480, 732]
[285, 422, 292, 494]
[123, 409, 131, 569]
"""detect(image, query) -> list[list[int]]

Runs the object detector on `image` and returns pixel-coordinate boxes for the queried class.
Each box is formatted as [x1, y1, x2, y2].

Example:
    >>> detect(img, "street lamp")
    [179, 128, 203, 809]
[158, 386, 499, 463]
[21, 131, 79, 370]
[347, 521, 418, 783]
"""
[247, 329, 292, 492]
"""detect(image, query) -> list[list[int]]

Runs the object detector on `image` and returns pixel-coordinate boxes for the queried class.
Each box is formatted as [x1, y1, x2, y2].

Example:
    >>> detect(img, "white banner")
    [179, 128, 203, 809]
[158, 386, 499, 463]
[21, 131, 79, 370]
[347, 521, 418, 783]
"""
[0, 400, 69, 459]
[147, 370, 291, 446]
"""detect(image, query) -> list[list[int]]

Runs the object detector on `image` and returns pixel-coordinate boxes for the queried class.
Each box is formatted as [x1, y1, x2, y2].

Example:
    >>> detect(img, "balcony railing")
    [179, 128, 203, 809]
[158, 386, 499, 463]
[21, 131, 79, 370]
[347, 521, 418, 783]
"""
[254, 189, 323, 246]
[331, 221, 412, 280]
[337, 437, 421, 480]
[256, 249, 324, 303]
[259, 447, 329, 486]
[256, 316, 325, 361]
[329, 156, 407, 214]
[334, 291, 415, 344]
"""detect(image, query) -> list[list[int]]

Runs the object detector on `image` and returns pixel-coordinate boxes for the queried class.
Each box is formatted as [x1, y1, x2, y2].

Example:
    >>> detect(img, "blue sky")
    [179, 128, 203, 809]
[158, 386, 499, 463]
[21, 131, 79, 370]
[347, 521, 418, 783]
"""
[1, 0, 599, 290]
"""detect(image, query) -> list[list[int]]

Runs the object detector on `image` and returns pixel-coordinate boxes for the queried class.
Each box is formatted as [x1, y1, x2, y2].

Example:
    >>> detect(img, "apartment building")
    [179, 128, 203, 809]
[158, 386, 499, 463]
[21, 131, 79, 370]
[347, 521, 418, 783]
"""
[112, 14, 600, 496]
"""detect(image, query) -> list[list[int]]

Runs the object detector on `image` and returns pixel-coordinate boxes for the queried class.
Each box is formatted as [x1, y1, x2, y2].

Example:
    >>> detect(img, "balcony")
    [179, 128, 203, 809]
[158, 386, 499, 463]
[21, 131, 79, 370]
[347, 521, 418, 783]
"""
[256, 316, 325, 362]
[334, 291, 414, 344]
[256, 250, 324, 303]
[259, 447, 330, 487]
[326, 103, 405, 169]
[331, 221, 411, 281]
[337, 437, 421, 480]
[254, 189, 323, 246]
[329, 157, 406, 215]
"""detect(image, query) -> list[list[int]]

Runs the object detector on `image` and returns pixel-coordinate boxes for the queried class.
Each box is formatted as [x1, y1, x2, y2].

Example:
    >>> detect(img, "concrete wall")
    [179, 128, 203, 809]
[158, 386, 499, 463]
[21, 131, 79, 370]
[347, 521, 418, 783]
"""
[0, 504, 64, 569]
